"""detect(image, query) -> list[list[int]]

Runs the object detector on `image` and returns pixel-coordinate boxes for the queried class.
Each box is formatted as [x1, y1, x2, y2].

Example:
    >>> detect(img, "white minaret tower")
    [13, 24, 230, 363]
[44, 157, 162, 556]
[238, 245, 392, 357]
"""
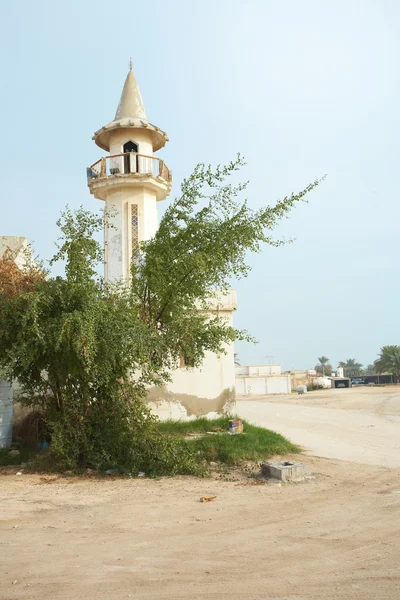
[87, 61, 172, 282]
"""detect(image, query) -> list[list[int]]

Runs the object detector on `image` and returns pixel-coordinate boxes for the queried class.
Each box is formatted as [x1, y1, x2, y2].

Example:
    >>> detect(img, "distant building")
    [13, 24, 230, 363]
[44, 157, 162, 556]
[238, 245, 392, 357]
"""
[0, 236, 32, 269]
[286, 370, 316, 390]
[235, 365, 291, 396]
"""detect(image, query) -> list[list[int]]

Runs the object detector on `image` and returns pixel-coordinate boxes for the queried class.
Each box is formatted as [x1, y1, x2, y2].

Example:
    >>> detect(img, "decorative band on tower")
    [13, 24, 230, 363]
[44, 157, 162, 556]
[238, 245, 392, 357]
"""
[131, 204, 139, 260]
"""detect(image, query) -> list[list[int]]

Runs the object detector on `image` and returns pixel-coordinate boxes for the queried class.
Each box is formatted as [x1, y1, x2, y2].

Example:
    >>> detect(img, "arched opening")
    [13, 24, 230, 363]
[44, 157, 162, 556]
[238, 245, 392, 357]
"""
[123, 141, 138, 174]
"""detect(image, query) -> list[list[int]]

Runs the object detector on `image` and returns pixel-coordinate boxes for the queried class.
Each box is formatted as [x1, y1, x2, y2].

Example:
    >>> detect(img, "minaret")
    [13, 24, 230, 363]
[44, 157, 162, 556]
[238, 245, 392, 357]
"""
[87, 61, 172, 282]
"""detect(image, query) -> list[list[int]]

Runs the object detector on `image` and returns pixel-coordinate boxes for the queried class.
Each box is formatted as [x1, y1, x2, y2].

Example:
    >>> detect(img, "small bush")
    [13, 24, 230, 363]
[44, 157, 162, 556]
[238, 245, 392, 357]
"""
[39, 385, 201, 476]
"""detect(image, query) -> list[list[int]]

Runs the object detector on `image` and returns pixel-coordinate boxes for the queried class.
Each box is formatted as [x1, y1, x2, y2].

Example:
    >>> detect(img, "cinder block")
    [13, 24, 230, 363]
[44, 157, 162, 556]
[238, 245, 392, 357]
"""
[261, 460, 311, 482]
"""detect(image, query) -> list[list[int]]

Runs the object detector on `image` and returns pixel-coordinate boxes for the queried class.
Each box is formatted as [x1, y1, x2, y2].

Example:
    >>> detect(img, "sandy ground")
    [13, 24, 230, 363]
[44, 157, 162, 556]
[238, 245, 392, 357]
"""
[237, 385, 400, 467]
[1, 387, 400, 600]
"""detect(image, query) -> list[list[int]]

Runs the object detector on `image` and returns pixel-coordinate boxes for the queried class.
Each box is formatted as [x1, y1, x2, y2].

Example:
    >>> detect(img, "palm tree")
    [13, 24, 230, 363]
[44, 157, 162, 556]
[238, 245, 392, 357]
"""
[374, 346, 400, 377]
[317, 356, 330, 375]
[234, 353, 241, 366]
[365, 364, 375, 375]
[341, 358, 363, 377]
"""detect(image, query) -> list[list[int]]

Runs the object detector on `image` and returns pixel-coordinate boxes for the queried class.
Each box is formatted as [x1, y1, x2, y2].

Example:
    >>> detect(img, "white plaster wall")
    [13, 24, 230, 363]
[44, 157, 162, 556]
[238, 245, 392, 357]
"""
[104, 187, 158, 282]
[235, 374, 291, 396]
[140, 190, 158, 240]
[102, 127, 161, 283]
[266, 375, 291, 394]
[235, 377, 246, 396]
[148, 305, 236, 420]
[235, 366, 248, 376]
[248, 365, 281, 376]
[166, 309, 235, 402]
[147, 399, 189, 421]
[258, 364, 281, 375]
[0, 236, 32, 268]
[109, 129, 154, 158]
[0, 381, 13, 448]
[104, 192, 125, 282]
[237, 364, 282, 376]
[246, 377, 266, 395]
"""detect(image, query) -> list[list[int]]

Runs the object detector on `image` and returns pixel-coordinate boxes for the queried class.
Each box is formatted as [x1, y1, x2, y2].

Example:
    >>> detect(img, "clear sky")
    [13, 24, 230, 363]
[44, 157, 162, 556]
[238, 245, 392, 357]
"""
[1, 0, 399, 371]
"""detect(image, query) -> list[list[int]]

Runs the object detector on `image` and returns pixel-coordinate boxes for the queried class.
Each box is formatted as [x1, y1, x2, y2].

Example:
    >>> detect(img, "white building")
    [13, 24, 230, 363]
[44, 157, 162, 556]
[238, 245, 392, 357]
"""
[0, 236, 32, 270]
[235, 364, 291, 396]
[88, 63, 237, 419]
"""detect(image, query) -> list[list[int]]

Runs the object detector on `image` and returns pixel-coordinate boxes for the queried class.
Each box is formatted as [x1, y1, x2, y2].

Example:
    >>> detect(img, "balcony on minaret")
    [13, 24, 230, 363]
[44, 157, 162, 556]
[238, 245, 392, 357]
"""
[88, 152, 171, 180]
[87, 152, 172, 201]
[88, 62, 172, 203]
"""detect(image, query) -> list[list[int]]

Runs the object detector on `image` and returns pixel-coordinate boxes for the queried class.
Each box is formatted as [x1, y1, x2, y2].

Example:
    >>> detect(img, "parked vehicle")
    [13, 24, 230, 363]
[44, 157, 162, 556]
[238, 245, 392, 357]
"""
[351, 378, 365, 386]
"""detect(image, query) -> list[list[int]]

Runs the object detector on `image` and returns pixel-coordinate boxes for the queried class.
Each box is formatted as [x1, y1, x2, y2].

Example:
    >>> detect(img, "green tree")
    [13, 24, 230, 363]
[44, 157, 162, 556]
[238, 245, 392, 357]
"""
[341, 358, 364, 377]
[374, 346, 400, 378]
[316, 356, 331, 375]
[0, 157, 321, 473]
[364, 364, 376, 375]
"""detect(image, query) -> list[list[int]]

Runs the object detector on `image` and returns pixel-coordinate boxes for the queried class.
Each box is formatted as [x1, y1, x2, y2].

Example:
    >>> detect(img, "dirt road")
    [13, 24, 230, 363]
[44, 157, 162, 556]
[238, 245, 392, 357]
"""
[237, 386, 400, 467]
[1, 387, 400, 599]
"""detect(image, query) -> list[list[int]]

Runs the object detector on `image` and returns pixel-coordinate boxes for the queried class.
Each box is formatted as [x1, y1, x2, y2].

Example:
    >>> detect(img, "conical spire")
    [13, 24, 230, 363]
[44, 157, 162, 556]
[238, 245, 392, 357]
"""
[114, 61, 147, 121]
[93, 60, 168, 152]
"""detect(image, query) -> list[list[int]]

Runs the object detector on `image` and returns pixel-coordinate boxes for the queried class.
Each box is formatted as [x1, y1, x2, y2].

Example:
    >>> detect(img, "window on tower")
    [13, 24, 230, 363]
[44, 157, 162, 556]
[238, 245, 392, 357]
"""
[131, 204, 139, 260]
[123, 141, 138, 173]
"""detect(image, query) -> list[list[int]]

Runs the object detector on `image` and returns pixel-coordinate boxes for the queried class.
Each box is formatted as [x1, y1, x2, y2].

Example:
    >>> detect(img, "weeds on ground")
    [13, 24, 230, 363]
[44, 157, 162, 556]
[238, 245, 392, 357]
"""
[1, 417, 299, 477]
[159, 416, 300, 466]
[0, 447, 36, 467]
[158, 416, 229, 435]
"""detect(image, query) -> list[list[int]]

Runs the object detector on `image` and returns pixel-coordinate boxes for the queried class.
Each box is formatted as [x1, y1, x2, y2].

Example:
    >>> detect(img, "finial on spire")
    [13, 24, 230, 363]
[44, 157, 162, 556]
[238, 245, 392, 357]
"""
[129, 57, 133, 71]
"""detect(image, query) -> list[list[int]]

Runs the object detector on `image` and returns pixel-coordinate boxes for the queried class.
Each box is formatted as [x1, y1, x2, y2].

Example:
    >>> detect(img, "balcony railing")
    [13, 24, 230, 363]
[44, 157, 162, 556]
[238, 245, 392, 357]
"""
[87, 152, 171, 182]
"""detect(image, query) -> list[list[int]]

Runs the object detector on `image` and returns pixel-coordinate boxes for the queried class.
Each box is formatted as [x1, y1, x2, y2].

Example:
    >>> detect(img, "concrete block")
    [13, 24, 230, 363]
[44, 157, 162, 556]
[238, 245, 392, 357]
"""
[261, 460, 311, 482]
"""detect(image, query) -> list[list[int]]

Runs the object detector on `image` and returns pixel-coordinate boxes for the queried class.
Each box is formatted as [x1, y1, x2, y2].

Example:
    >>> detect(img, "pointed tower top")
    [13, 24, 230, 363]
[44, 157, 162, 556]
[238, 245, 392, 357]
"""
[114, 65, 147, 121]
[93, 63, 168, 152]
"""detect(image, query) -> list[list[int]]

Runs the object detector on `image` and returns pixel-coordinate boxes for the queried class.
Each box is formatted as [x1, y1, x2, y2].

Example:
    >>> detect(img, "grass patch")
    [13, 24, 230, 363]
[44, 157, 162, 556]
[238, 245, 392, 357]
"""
[159, 416, 300, 466]
[0, 447, 36, 467]
[0, 417, 299, 475]
[158, 416, 229, 435]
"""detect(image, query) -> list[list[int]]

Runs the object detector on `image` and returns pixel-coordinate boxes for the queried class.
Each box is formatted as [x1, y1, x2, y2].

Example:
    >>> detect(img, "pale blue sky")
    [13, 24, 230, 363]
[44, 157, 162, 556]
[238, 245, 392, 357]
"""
[1, 0, 399, 370]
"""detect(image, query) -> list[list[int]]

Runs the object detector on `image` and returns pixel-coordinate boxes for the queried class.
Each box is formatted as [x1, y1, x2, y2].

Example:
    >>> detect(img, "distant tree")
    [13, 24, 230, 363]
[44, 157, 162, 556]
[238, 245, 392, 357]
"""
[0, 248, 44, 299]
[341, 359, 364, 377]
[364, 364, 376, 375]
[234, 353, 241, 366]
[316, 356, 331, 375]
[315, 363, 333, 375]
[374, 346, 400, 378]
